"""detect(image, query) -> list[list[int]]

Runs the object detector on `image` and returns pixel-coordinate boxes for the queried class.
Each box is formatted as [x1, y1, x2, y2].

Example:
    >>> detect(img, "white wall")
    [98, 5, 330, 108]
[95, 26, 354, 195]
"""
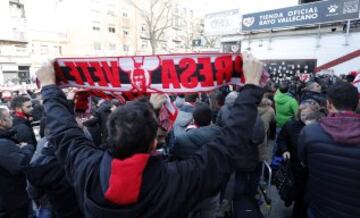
[241, 31, 360, 75]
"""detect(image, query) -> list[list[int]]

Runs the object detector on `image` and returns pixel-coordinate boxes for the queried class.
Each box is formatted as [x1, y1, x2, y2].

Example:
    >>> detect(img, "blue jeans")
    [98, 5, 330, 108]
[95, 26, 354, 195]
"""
[38, 207, 53, 218]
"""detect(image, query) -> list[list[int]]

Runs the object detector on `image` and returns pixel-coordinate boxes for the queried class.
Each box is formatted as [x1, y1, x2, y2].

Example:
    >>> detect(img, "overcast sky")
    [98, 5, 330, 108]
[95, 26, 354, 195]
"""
[183, 0, 298, 15]
[24, 0, 299, 32]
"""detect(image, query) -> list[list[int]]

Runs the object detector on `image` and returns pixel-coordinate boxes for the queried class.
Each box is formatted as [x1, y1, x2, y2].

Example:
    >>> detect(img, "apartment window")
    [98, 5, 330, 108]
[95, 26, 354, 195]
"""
[122, 11, 128, 17]
[175, 18, 181, 27]
[93, 42, 101, 50]
[141, 25, 147, 33]
[59, 46, 62, 55]
[109, 43, 116, 50]
[123, 45, 129, 52]
[40, 45, 49, 55]
[52, 45, 62, 55]
[15, 44, 26, 53]
[141, 40, 148, 49]
[93, 26, 100, 31]
[53, 45, 58, 54]
[108, 27, 116, 33]
[107, 10, 115, 16]
[123, 29, 129, 36]
[91, 9, 100, 14]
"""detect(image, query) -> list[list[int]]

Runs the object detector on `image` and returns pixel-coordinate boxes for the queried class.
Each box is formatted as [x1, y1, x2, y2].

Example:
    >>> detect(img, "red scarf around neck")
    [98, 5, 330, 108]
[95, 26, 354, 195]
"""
[15, 111, 28, 120]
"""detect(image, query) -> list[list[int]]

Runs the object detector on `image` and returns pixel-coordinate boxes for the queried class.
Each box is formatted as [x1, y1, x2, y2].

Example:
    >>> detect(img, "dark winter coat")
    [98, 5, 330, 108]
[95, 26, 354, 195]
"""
[173, 103, 195, 137]
[300, 90, 326, 106]
[31, 100, 44, 122]
[277, 119, 308, 204]
[0, 129, 34, 212]
[25, 138, 84, 218]
[42, 84, 263, 218]
[217, 101, 265, 171]
[172, 125, 221, 160]
[171, 125, 222, 217]
[298, 113, 360, 218]
[12, 115, 37, 146]
[277, 119, 306, 173]
[83, 102, 112, 146]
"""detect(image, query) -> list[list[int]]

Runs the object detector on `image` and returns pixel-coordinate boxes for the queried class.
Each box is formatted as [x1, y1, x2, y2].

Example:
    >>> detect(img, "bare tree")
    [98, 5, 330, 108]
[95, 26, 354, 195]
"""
[128, 0, 173, 54]
[203, 36, 219, 48]
[179, 18, 201, 52]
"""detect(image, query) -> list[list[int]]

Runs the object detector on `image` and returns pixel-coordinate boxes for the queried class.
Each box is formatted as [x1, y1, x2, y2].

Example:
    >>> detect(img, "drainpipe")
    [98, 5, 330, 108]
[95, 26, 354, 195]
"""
[344, 20, 351, 46]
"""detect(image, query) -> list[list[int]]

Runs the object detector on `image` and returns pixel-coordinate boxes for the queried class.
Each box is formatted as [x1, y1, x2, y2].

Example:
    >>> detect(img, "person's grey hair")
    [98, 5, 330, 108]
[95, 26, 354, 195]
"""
[225, 91, 239, 106]
[0, 107, 9, 120]
[305, 81, 318, 91]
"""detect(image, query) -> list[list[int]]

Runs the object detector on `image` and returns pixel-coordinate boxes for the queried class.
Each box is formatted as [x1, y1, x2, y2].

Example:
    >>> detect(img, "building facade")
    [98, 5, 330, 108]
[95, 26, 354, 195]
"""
[0, 0, 31, 86]
[0, 0, 201, 85]
[24, 0, 68, 77]
[219, 0, 360, 76]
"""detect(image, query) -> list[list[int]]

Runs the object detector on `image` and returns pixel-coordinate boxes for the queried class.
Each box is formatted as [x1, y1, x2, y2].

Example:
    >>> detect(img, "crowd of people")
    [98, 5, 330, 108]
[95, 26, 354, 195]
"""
[0, 56, 359, 218]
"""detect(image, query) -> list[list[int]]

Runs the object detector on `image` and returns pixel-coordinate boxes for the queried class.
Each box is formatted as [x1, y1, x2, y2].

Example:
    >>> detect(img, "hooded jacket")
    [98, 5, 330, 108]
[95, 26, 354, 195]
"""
[274, 90, 299, 128]
[298, 113, 360, 218]
[0, 128, 34, 212]
[172, 125, 221, 160]
[25, 138, 84, 218]
[42, 84, 263, 218]
[173, 103, 195, 137]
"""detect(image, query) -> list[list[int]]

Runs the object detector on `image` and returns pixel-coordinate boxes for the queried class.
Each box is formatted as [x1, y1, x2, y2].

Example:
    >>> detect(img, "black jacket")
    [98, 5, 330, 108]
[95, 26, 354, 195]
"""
[277, 119, 308, 202]
[32, 100, 44, 122]
[83, 101, 112, 146]
[300, 90, 326, 106]
[172, 125, 221, 160]
[12, 116, 37, 146]
[217, 103, 264, 171]
[42, 84, 263, 218]
[298, 113, 360, 218]
[25, 138, 84, 218]
[0, 129, 34, 211]
[277, 120, 305, 172]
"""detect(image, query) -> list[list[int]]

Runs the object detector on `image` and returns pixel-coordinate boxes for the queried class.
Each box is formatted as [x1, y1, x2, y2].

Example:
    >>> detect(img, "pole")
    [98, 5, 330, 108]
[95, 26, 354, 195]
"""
[316, 24, 321, 48]
[345, 20, 351, 46]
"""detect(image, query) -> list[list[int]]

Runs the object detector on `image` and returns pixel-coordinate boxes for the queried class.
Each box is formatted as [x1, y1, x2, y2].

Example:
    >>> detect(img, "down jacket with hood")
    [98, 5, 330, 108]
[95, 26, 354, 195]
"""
[274, 90, 299, 128]
[172, 125, 221, 160]
[42, 84, 263, 218]
[298, 112, 360, 218]
[173, 103, 195, 137]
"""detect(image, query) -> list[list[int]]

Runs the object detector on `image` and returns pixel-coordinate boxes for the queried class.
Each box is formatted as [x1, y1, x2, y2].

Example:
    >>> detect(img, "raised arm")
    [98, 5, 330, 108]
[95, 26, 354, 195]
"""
[164, 54, 265, 213]
[36, 63, 104, 204]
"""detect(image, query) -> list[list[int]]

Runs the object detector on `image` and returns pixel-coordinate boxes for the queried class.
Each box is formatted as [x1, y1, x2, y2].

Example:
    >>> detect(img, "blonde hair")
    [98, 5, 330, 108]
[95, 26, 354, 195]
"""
[297, 99, 320, 120]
